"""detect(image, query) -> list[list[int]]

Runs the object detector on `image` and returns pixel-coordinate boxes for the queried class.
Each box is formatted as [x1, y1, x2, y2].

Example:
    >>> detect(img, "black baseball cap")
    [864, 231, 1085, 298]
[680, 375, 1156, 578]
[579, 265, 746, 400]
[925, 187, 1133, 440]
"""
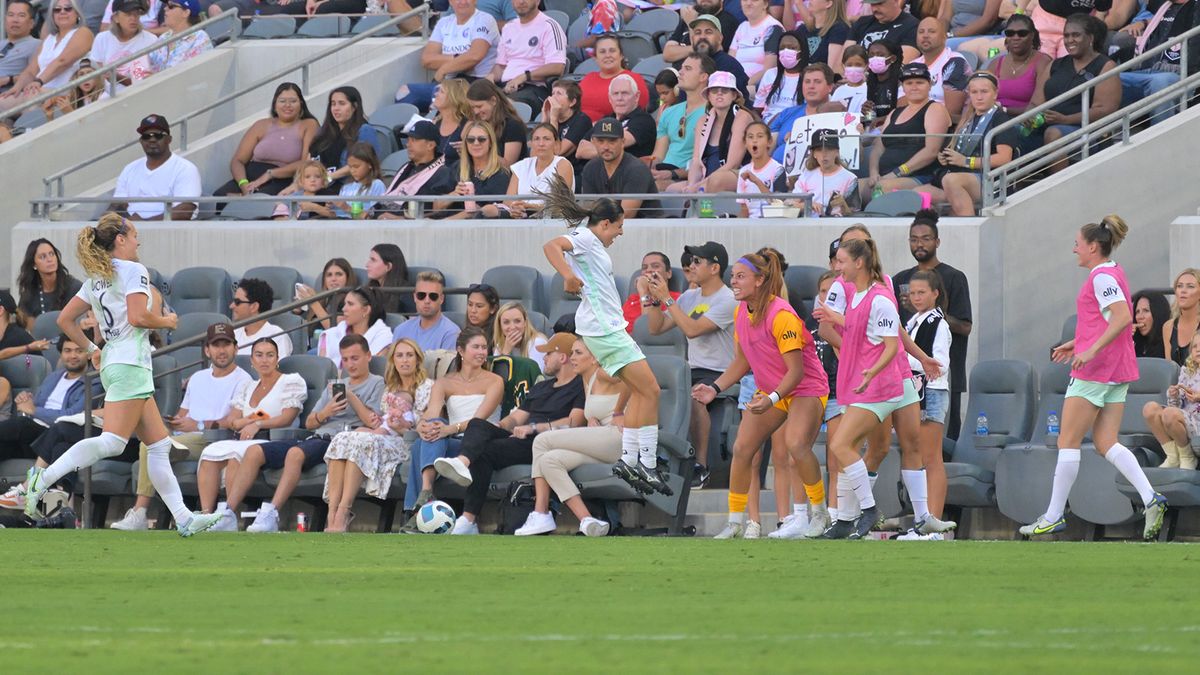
[900, 63, 932, 82]
[407, 120, 439, 142]
[828, 238, 840, 260]
[591, 117, 622, 140]
[0, 290, 16, 314]
[683, 241, 729, 275]
[811, 128, 840, 149]
[113, 0, 149, 13]
[137, 114, 170, 135]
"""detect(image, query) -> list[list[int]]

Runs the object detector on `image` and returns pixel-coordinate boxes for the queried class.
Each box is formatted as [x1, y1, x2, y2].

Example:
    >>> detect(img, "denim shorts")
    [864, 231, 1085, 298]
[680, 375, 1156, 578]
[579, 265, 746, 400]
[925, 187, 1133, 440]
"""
[922, 388, 949, 425]
[824, 397, 845, 422]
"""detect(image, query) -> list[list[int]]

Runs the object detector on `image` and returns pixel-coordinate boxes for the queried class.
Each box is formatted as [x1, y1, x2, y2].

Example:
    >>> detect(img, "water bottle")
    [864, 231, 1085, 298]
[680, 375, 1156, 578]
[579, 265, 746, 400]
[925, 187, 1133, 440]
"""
[1047, 411, 1060, 436]
[975, 412, 989, 436]
[349, 200, 364, 219]
[697, 188, 714, 218]
[871, 185, 885, 200]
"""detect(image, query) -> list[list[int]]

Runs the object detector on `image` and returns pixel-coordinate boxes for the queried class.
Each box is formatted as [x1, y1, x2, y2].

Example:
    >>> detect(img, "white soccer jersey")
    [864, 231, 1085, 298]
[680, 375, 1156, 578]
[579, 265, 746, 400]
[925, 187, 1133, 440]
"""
[564, 227, 625, 336]
[77, 258, 153, 370]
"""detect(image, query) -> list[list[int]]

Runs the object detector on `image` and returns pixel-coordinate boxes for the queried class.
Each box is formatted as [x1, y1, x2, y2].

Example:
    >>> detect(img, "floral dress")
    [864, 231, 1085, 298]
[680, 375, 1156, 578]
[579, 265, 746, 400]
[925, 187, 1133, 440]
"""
[323, 379, 433, 501]
[148, 30, 214, 72]
[1169, 367, 1200, 438]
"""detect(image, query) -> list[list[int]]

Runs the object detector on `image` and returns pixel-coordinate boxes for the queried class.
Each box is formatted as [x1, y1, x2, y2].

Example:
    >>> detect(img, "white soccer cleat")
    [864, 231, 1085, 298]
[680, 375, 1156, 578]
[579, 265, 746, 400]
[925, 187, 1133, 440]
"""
[767, 517, 809, 540]
[245, 506, 280, 533]
[177, 511, 224, 537]
[110, 507, 149, 531]
[713, 521, 744, 540]
[804, 507, 831, 538]
[916, 514, 957, 534]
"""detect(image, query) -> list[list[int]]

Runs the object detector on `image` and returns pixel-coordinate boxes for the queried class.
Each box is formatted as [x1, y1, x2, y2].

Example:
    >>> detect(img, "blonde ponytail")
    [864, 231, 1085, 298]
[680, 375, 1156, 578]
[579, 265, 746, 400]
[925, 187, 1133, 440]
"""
[77, 212, 130, 280]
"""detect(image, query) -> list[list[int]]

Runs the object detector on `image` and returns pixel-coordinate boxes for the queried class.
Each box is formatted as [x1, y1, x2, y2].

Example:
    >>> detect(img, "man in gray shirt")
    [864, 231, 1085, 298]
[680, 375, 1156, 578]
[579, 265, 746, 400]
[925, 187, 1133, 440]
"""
[0, 1, 40, 93]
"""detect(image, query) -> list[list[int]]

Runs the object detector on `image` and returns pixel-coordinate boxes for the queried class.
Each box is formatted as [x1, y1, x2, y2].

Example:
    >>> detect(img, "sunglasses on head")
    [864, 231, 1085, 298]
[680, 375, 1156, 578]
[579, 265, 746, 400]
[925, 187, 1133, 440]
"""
[467, 283, 494, 294]
[140, 132, 167, 141]
[415, 291, 441, 301]
[465, 136, 489, 144]
[1004, 29, 1031, 37]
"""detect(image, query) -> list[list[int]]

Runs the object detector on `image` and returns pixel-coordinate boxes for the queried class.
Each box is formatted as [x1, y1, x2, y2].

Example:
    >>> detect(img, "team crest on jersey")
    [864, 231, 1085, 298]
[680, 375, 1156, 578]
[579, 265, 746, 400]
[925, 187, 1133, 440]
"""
[529, 36, 539, 47]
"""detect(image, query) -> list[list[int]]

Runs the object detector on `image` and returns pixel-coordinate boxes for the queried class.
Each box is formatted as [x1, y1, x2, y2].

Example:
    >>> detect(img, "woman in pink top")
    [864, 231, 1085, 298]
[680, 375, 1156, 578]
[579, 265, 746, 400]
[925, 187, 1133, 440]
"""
[1021, 215, 1168, 540]
[213, 82, 320, 199]
[692, 249, 831, 540]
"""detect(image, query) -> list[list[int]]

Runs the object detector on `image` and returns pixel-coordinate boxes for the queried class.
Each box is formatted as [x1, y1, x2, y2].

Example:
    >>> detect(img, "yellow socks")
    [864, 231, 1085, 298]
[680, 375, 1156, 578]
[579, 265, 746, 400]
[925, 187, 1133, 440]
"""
[728, 491, 748, 515]
[804, 481, 826, 506]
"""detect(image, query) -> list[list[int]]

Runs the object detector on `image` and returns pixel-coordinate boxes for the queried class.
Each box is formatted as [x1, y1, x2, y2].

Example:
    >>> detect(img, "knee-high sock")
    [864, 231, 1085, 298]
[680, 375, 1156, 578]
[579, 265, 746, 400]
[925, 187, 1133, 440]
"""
[621, 427, 638, 465]
[838, 475, 860, 520]
[728, 491, 748, 524]
[1106, 443, 1156, 506]
[901, 469, 930, 521]
[146, 438, 191, 524]
[41, 432, 127, 487]
[844, 459, 876, 510]
[637, 425, 659, 468]
[1043, 448, 1081, 522]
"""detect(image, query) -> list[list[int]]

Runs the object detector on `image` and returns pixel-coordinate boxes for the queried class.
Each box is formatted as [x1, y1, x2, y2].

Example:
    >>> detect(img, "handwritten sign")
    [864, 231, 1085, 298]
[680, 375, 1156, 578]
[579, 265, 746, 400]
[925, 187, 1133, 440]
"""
[781, 112, 862, 176]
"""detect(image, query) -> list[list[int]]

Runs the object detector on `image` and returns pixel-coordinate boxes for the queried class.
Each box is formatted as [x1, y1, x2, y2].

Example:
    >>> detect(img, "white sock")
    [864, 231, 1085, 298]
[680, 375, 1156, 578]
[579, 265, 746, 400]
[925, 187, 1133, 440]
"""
[901, 469, 930, 521]
[621, 427, 638, 465]
[793, 502, 806, 517]
[216, 500, 227, 515]
[869, 471, 878, 488]
[844, 460, 876, 510]
[729, 511, 746, 525]
[637, 425, 658, 468]
[1043, 448, 1081, 522]
[41, 432, 128, 487]
[837, 477, 860, 520]
[146, 438, 191, 525]
[828, 507, 840, 521]
[1105, 443, 1156, 506]
[260, 502, 277, 514]
[790, 506, 809, 529]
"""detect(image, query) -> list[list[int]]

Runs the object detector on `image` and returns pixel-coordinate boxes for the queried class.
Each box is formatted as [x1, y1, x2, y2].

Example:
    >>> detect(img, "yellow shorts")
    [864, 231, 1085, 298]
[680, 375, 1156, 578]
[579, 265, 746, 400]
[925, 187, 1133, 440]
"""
[756, 391, 828, 415]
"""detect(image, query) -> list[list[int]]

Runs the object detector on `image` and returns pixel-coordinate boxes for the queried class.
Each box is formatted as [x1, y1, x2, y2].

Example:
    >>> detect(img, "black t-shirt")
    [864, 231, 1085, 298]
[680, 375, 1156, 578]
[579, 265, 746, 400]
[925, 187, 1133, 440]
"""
[668, 11, 739, 54]
[558, 109, 592, 154]
[437, 120, 466, 166]
[579, 153, 661, 217]
[435, 162, 512, 218]
[808, 23, 849, 66]
[519, 374, 585, 424]
[894, 261, 972, 391]
[1038, 0, 1111, 19]
[18, 276, 83, 318]
[497, 116, 529, 161]
[0, 324, 36, 351]
[946, 109, 1020, 174]
[850, 13, 919, 50]
[585, 109, 658, 158]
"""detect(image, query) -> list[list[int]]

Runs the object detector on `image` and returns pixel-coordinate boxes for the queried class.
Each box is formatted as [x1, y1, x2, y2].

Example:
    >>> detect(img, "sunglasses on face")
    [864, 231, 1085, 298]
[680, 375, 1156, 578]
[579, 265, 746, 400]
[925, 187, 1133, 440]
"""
[231, 298, 253, 305]
[53, 6, 75, 12]
[465, 136, 489, 144]
[1004, 29, 1031, 38]
[415, 291, 441, 301]
[140, 132, 167, 141]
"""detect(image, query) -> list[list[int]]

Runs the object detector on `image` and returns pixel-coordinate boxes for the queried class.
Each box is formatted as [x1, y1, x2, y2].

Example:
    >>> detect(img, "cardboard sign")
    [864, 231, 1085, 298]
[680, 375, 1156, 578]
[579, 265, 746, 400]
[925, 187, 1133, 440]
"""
[781, 112, 862, 176]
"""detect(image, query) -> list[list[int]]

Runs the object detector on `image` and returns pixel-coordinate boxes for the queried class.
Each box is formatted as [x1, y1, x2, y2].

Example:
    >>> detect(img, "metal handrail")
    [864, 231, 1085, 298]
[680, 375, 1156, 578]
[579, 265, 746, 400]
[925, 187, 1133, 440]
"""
[2, 8, 243, 124]
[981, 22, 1200, 209]
[42, 5, 432, 199]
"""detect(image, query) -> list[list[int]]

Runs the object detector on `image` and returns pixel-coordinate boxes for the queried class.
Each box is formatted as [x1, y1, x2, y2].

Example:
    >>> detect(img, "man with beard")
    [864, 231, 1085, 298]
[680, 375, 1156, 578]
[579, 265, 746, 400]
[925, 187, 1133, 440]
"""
[665, 15, 749, 100]
[844, 0, 920, 63]
[109, 114, 202, 221]
[893, 210, 973, 439]
[579, 117, 660, 217]
[665, 0, 739, 60]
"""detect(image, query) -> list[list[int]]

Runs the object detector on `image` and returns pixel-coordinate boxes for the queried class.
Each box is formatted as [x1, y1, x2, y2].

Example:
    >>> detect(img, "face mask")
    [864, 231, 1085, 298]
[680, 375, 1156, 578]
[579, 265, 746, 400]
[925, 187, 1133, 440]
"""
[869, 56, 890, 74]
[844, 66, 866, 83]
[779, 48, 801, 69]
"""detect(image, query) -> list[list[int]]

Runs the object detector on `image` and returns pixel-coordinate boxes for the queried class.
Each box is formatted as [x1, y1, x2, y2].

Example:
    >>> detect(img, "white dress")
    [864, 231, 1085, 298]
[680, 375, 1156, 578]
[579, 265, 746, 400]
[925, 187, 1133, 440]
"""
[198, 373, 308, 462]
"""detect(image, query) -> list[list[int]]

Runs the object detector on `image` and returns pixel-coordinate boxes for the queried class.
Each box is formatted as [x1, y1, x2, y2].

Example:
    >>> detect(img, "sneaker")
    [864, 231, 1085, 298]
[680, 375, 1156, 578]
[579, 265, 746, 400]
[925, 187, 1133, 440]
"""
[450, 515, 479, 535]
[850, 506, 879, 540]
[612, 459, 652, 493]
[634, 464, 674, 496]
[690, 463, 710, 489]
[821, 519, 856, 539]
[413, 489, 434, 509]
[1143, 493, 1168, 541]
[916, 514, 957, 534]
[895, 528, 944, 541]
[433, 457, 473, 487]
[211, 508, 239, 532]
[767, 517, 808, 540]
[110, 507, 148, 531]
[579, 516, 610, 537]
[177, 511, 224, 537]
[0, 484, 26, 510]
[514, 511, 556, 536]
[23, 467, 46, 519]
[713, 521, 744, 539]
[246, 506, 280, 533]
[804, 508, 831, 538]
[743, 520, 762, 539]
[1018, 515, 1067, 537]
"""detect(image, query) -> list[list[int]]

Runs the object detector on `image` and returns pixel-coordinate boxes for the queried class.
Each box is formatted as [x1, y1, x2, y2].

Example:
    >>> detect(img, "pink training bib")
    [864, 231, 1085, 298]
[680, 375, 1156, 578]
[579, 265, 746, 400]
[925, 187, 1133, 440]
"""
[837, 282, 905, 404]
[1072, 263, 1138, 384]
[735, 296, 830, 399]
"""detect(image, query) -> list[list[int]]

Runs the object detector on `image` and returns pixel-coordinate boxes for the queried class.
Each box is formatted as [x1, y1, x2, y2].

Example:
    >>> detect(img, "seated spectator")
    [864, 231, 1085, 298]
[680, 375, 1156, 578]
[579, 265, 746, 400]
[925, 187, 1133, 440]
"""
[309, 87, 383, 194]
[833, 45, 870, 112]
[943, 0, 1004, 40]
[864, 62, 952, 198]
[365, 243, 410, 315]
[736, 120, 785, 218]
[487, 0, 567, 112]
[1030, 0, 1111, 58]
[99, 0, 162, 32]
[89, 0, 159, 95]
[1026, 13, 1119, 173]
[16, 238, 82, 331]
[195, 337, 305, 529]
[212, 82, 320, 198]
[484, 122, 573, 219]
[0, 1, 40, 94]
[732, 0, 785, 94]
[664, 0, 739, 62]
[110, 322, 252, 530]
[272, 160, 336, 220]
[378, 121, 457, 218]
[957, 0, 1030, 61]
[1132, 289, 1171, 359]
[395, 0, 500, 113]
[654, 69, 682, 124]
[796, 0, 853, 68]
[0, 290, 47, 359]
[41, 59, 103, 120]
[0, 0, 93, 113]
[225, 334, 385, 533]
[515, 336, 626, 536]
[330, 143, 385, 219]
[1118, 0, 1199, 125]
[672, 70, 754, 197]
[844, 0, 920, 61]
[1143, 332, 1200, 469]
[294, 257, 357, 332]
[1162, 269, 1200, 367]
[917, 72, 1018, 216]
[433, 331, 585, 534]
[578, 33, 650, 122]
[404, 326, 503, 517]
[753, 30, 809, 124]
[256, 0, 367, 19]
[621, 251, 682, 333]
[317, 287, 394, 366]
[677, 13, 751, 100]
[431, 79, 471, 166]
[435, 120, 513, 219]
[109, 114, 201, 221]
[913, 17, 970, 121]
[324, 338, 433, 532]
[861, 38, 904, 129]
[578, 117, 661, 217]
[650, 53, 712, 191]
[492, 301, 548, 371]
[575, 74, 657, 162]
[392, 270, 461, 351]
[467, 78, 527, 165]
[475, 0, 517, 28]
[788, 127, 859, 215]
[465, 283, 501, 334]
[147, 0, 211, 72]
[231, 277, 293, 358]
[540, 79, 592, 166]
[984, 14, 1053, 115]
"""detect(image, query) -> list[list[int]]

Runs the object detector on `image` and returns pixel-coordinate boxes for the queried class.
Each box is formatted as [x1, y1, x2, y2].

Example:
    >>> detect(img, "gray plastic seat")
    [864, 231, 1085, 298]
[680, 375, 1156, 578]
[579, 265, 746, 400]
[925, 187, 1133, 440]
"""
[996, 361, 1071, 526]
[32, 311, 62, 341]
[625, 8, 678, 46]
[784, 265, 826, 322]
[381, 149, 409, 179]
[152, 354, 183, 416]
[242, 266, 304, 308]
[0, 354, 52, 395]
[171, 311, 230, 345]
[544, 9, 570, 34]
[630, 315, 686, 360]
[352, 14, 401, 35]
[167, 267, 232, 316]
[296, 14, 349, 37]
[573, 58, 600, 76]
[242, 16, 295, 38]
[527, 310, 551, 338]
[631, 54, 667, 87]
[861, 190, 922, 217]
[278, 354, 337, 421]
[265, 311, 309, 353]
[615, 32, 657, 65]
[512, 101, 533, 123]
[482, 265, 546, 315]
[370, 103, 419, 135]
[216, 198, 277, 221]
[944, 359, 1037, 508]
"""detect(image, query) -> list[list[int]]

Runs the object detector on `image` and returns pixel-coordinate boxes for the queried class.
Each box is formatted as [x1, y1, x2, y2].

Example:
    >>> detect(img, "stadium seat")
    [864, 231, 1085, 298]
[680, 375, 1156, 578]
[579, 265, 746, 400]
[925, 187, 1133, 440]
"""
[242, 265, 304, 307]
[242, 16, 296, 39]
[566, 13, 590, 48]
[527, 310, 551, 337]
[545, 9, 570, 35]
[369, 102, 419, 136]
[444, 310, 466, 328]
[783, 265, 825, 322]
[860, 190, 922, 217]
[960, 50, 980, 71]
[615, 32, 657, 65]
[171, 311, 230, 345]
[217, 199, 276, 221]
[624, 9, 679, 47]
[0, 354, 52, 395]
[351, 14, 401, 35]
[296, 15, 350, 37]
[573, 58, 600, 76]
[630, 315, 686, 360]
[482, 265, 546, 315]
[32, 310, 62, 341]
[369, 123, 399, 157]
[381, 149, 409, 178]
[631, 54, 667, 87]
[167, 267, 233, 316]
[268, 310, 311, 353]
[547, 0, 587, 18]
[513, 101, 534, 123]
[995, 361, 1071, 527]
[546, 272, 582, 323]
[235, 353, 254, 375]
[152, 354, 183, 417]
[204, 11, 239, 44]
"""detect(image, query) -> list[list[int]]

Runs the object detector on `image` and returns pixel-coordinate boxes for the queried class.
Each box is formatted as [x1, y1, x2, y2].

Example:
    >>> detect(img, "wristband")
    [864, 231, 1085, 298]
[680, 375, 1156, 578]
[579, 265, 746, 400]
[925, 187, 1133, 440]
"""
[710, 381, 723, 395]
[899, 163, 910, 176]
[86, 341, 99, 355]
[237, 178, 250, 187]
[32, 77, 44, 86]
[768, 391, 782, 405]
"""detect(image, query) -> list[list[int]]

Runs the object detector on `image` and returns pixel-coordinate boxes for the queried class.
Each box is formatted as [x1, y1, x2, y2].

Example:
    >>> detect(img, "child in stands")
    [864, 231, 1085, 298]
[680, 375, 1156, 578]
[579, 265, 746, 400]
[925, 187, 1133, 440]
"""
[273, 160, 334, 220]
[333, 142, 386, 220]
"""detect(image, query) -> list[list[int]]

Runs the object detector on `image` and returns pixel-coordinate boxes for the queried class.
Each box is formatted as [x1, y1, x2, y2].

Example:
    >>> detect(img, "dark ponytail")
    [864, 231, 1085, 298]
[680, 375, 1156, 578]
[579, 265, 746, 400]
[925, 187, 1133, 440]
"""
[536, 174, 624, 229]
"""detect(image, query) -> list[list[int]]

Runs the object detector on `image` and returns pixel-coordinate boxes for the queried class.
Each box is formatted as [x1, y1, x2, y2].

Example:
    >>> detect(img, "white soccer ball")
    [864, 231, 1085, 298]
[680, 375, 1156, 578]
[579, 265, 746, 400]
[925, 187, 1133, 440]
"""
[416, 500, 456, 534]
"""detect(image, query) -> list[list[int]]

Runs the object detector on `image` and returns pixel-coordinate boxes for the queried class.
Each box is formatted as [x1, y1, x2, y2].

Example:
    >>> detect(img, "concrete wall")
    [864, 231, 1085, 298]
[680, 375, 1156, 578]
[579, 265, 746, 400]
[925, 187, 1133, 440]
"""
[1169, 215, 1200, 275]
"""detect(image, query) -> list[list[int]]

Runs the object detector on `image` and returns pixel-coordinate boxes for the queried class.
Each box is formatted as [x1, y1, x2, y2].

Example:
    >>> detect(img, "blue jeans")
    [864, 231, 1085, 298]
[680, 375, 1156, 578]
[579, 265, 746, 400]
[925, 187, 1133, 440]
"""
[395, 82, 438, 114]
[405, 429, 461, 509]
[1119, 69, 1181, 125]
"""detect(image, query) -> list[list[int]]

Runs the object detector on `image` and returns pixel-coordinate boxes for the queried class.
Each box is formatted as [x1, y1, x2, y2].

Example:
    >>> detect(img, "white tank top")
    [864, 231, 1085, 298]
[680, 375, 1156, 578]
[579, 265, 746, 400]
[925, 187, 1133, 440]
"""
[445, 393, 501, 427]
[39, 28, 81, 90]
[511, 156, 564, 206]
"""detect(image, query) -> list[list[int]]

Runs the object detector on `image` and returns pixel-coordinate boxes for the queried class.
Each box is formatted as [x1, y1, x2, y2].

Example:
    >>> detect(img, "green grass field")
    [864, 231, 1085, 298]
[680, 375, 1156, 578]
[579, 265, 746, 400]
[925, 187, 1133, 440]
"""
[4, 532, 1200, 673]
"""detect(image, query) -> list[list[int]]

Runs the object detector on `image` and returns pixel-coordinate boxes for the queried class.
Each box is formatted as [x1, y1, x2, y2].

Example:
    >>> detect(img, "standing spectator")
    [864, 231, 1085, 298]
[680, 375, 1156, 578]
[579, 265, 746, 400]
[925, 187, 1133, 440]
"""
[317, 287, 394, 366]
[912, 17, 971, 120]
[392, 270, 461, 352]
[644, 242, 736, 485]
[488, 0, 566, 112]
[731, 0, 785, 93]
[621, 252, 682, 333]
[465, 283, 501, 333]
[309, 87, 383, 193]
[294, 257, 357, 332]
[0, 290, 47, 359]
[577, 117, 661, 218]
[1118, 0, 1200, 125]
[984, 13, 1053, 115]
[486, 122, 573, 219]
[467, 78, 527, 165]
[431, 79, 472, 166]
[147, 0, 212, 72]
[212, 82, 320, 198]
[0, 0, 93, 113]
[492, 301, 548, 371]
[864, 62, 951, 197]
[575, 74, 658, 162]
[1132, 290, 1171, 359]
[679, 14, 751, 100]
[664, 0, 739, 61]
[365, 243, 410, 315]
[394, 0, 500, 113]
[893, 210, 973, 439]
[0, 1, 40, 94]
[674, 70, 755, 197]
[541, 80, 592, 166]
[578, 34, 650, 122]
[109, 114, 201, 221]
[754, 30, 809, 124]
[435, 120, 513, 219]
[378, 120, 457, 218]
[89, 0, 159, 95]
[16, 239, 82, 330]
[230, 277, 293, 359]
[844, 0, 920, 61]
[650, 53, 712, 190]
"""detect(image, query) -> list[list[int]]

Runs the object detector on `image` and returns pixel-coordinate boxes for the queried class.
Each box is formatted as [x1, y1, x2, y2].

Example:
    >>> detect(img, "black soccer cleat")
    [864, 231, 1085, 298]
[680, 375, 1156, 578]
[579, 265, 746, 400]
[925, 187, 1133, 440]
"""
[850, 506, 879, 540]
[635, 464, 674, 496]
[821, 519, 856, 539]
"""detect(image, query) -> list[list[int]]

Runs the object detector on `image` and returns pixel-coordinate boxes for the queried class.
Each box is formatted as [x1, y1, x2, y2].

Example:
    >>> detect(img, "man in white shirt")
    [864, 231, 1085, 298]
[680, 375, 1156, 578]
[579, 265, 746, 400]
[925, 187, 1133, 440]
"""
[395, 0, 500, 111]
[230, 278, 293, 359]
[110, 114, 202, 221]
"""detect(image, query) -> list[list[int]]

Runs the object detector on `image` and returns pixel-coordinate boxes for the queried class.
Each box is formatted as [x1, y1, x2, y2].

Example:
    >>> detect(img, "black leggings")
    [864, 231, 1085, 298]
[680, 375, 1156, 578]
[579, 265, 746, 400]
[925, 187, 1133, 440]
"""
[459, 418, 534, 518]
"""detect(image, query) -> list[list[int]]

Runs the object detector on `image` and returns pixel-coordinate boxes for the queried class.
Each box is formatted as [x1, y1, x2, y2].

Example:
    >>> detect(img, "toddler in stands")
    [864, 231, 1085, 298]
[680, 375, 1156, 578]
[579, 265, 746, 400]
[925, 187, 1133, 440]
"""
[1159, 334, 1200, 470]
[273, 160, 333, 220]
